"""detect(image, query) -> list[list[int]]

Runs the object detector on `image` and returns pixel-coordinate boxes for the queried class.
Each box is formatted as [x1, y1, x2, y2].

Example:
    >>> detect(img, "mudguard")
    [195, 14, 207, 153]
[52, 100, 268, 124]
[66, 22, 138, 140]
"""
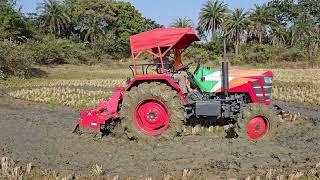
[126, 74, 187, 104]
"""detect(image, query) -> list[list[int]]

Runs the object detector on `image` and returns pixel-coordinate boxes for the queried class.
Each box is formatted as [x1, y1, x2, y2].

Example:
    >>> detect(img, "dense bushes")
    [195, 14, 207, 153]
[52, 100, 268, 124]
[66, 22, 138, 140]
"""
[27, 36, 98, 65]
[184, 46, 219, 64]
[236, 44, 272, 64]
[272, 47, 307, 62]
[0, 37, 105, 78]
[232, 44, 319, 65]
[0, 41, 33, 78]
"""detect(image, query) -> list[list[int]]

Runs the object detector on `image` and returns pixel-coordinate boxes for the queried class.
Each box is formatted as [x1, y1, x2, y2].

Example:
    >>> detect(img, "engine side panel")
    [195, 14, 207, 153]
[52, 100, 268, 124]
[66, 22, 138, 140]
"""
[193, 67, 273, 105]
[195, 101, 221, 116]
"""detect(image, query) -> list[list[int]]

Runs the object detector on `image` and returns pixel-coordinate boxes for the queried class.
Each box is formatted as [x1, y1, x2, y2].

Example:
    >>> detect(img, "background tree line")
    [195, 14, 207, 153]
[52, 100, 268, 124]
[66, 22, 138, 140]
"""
[1, 0, 320, 78]
[0, 0, 162, 77]
[172, 0, 320, 67]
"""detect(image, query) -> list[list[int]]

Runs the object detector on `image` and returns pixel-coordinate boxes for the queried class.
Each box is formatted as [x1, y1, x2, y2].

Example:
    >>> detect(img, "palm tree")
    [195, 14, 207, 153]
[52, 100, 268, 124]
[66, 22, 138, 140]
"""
[37, 0, 70, 35]
[291, 13, 318, 60]
[198, 0, 228, 39]
[170, 17, 194, 28]
[80, 16, 105, 42]
[249, 4, 276, 44]
[225, 8, 249, 55]
[270, 25, 287, 46]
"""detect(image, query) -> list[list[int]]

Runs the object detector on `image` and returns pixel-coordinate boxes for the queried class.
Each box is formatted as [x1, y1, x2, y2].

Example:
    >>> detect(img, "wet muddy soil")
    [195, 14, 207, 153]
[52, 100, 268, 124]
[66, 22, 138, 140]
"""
[1, 91, 320, 178]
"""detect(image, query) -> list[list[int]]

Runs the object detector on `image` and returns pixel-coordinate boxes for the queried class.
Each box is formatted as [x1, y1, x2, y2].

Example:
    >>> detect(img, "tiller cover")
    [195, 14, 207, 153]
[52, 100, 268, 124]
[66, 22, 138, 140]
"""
[73, 87, 124, 133]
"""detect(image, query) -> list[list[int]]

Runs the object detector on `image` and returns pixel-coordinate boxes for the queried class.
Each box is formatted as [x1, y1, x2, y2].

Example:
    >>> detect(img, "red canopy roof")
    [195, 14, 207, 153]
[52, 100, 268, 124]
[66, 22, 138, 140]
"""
[130, 28, 199, 54]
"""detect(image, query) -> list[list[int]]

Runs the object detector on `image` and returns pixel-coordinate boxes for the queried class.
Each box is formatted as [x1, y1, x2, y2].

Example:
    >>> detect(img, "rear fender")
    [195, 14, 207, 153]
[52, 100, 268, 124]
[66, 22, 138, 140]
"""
[126, 74, 187, 104]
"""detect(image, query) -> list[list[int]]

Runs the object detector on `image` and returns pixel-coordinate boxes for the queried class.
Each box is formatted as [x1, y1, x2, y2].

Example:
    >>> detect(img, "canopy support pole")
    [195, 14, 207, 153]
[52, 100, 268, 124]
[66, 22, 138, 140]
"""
[157, 46, 165, 74]
[132, 52, 142, 75]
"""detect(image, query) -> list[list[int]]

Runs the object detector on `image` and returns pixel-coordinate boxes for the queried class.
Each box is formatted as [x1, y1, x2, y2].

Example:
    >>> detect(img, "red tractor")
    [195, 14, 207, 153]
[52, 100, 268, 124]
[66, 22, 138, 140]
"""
[73, 28, 287, 141]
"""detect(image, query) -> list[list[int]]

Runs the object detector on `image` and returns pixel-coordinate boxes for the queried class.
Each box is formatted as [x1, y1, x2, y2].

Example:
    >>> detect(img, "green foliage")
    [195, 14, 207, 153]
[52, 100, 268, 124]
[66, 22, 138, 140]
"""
[0, 40, 34, 77]
[73, 0, 116, 21]
[268, 0, 298, 25]
[292, 13, 318, 49]
[27, 36, 95, 65]
[206, 36, 233, 55]
[112, 1, 147, 57]
[37, 0, 71, 36]
[144, 18, 163, 30]
[0, 2, 31, 41]
[225, 8, 249, 55]
[198, 0, 228, 35]
[249, 4, 277, 44]
[299, 0, 320, 21]
[184, 46, 218, 64]
[79, 16, 106, 42]
[2, 0, 320, 74]
[238, 44, 272, 64]
[170, 17, 194, 28]
[272, 47, 307, 62]
[72, 0, 116, 42]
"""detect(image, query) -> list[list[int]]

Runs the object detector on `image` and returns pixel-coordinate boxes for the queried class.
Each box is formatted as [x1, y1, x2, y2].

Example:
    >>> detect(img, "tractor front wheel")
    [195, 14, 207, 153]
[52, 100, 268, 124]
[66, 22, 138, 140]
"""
[237, 104, 278, 141]
[120, 82, 185, 142]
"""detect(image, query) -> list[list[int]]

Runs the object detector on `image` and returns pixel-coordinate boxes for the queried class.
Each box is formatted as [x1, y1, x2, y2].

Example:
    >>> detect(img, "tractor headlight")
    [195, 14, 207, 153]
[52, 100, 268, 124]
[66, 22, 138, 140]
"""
[264, 76, 273, 84]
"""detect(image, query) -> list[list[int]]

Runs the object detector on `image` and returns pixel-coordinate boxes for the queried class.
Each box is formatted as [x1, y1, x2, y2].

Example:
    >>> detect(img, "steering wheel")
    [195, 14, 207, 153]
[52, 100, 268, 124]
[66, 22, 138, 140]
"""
[177, 62, 193, 71]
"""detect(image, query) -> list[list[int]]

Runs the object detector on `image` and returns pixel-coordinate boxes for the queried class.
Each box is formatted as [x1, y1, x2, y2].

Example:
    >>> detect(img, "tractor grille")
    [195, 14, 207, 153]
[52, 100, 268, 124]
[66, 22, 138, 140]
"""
[252, 77, 273, 102]
[264, 81, 272, 102]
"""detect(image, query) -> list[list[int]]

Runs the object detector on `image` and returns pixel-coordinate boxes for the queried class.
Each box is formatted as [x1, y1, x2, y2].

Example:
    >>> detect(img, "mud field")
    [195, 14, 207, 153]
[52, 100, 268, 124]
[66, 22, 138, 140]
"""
[0, 89, 320, 178]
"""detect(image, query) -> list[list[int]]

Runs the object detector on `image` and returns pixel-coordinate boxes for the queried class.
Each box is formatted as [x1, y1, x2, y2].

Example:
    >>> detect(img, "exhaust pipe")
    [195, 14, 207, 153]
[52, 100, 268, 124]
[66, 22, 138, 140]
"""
[222, 35, 229, 96]
[222, 61, 229, 96]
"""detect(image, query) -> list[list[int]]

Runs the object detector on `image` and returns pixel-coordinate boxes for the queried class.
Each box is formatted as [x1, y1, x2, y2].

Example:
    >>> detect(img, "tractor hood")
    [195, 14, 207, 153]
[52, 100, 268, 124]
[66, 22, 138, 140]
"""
[194, 67, 273, 93]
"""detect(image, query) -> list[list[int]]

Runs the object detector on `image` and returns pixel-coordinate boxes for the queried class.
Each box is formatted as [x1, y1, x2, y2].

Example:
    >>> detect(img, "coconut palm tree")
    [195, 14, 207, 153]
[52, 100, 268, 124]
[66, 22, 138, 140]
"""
[270, 25, 287, 46]
[198, 0, 228, 38]
[225, 8, 249, 55]
[170, 17, 194, 28]
[249, 4, 276, 44]
[291, 13, 318, 60]
[80, 16, 106, 42]
[37, 0, 70, 35]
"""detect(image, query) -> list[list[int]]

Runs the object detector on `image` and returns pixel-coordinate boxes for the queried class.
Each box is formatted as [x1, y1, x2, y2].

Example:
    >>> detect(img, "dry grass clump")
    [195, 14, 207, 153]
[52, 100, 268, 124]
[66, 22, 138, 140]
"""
[8, 87, 112, 108]
[273, 69, 320, 106]
[243, 166, 320, 180]
[183, 125, 226, 137]
[0, 156, 34, 180]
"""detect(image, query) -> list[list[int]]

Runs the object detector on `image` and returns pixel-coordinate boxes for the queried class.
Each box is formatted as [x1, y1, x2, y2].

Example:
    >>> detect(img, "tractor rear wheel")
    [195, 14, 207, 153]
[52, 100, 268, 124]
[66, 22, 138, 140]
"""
[237, 104, 278, 141]
[120, 82, 185, 142]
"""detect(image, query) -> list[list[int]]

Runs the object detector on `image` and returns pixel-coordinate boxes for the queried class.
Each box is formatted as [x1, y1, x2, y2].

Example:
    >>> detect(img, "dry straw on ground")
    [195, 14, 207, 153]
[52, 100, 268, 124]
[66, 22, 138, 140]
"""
[273, 69, 320, 106]
[1, 156, 320, 180]
[8, 87, 112, 108]
[1, 79, 126, 89]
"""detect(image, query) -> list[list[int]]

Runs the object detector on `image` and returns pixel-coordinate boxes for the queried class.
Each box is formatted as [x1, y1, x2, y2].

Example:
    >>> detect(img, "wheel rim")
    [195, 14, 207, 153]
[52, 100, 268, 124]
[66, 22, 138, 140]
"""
[133, 98, 170, 136]
[246, 116, 268, 140]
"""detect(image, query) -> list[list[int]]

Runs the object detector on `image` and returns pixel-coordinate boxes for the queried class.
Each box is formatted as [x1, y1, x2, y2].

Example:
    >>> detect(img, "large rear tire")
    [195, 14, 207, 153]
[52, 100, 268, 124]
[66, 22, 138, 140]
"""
[237, 104, 278, 141]
[120, 82, 186, 142]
